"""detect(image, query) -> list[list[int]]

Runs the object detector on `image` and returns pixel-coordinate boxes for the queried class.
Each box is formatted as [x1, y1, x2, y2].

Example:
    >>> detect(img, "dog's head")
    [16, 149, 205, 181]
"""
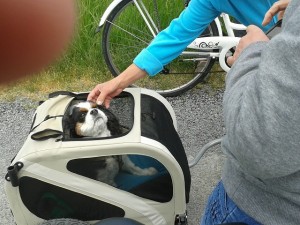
[68, 101, 122, 138]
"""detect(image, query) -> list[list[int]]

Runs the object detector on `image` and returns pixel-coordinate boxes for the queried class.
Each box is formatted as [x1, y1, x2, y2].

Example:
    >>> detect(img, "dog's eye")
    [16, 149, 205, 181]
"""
[78, 112, 87, 122]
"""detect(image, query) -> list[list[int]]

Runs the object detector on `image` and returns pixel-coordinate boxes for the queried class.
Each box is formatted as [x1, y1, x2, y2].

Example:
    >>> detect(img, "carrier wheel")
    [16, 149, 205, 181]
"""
[39, 218, 90, 225]
[94, 217, 144, 225]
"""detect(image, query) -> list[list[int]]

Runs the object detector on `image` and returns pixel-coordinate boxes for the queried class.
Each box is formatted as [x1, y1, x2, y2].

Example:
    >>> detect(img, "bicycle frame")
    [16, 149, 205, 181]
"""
[99, 0, 246, 72]
[184, 14, 245, 72]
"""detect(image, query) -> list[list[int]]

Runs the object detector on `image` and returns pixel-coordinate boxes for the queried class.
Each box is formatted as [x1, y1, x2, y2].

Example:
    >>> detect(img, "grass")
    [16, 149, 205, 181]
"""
[0, 0, 225, 102]
[0, 66, 113, 101]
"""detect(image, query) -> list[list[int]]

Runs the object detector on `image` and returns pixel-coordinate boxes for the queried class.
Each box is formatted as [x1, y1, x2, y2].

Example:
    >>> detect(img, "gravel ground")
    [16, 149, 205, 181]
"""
[0, 87, 225, 225]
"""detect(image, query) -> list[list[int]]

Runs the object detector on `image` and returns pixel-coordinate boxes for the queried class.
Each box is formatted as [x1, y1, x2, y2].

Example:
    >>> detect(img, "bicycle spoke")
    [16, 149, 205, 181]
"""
[105, 20, 152, 45]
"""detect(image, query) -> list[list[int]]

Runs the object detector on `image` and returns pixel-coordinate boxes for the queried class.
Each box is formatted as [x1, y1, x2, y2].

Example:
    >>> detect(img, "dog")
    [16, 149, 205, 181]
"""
[68, 101, 157, 187]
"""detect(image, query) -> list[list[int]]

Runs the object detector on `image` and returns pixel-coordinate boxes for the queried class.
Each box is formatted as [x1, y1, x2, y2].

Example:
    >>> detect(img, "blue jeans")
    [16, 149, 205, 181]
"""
[200, 181, 262, 225]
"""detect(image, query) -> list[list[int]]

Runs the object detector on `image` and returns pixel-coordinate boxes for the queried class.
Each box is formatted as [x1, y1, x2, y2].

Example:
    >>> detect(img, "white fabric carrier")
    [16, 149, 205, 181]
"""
[5, 88, 191, 225]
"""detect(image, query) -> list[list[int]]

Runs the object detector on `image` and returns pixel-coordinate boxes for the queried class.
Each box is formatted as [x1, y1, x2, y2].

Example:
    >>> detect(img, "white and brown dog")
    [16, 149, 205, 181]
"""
[68, 101, 157, 187]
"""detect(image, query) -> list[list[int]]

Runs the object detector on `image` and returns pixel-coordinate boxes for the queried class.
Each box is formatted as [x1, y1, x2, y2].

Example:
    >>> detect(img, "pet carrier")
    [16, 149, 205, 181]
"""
[5, 88, 191, 225]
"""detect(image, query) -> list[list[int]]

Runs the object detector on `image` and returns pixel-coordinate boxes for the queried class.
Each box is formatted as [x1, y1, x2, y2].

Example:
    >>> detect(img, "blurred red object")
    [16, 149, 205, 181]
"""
[0, 0, 76, 83]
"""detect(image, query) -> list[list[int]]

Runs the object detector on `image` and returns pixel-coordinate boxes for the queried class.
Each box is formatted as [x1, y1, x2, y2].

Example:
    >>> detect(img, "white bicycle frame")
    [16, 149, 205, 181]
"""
[187, 13, 245, 72]
[99, 0, 246, 72]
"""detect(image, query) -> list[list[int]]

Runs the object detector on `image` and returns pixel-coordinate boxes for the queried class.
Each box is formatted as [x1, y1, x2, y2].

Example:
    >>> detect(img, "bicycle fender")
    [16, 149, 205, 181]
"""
[97, 0, 124, 32]
[219, 37, 240, 72]
[214, 18, 223, 37]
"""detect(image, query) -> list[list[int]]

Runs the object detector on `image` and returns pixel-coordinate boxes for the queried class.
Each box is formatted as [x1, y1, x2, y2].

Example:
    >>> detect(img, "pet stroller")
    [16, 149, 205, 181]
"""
[5, 88, 191, 225]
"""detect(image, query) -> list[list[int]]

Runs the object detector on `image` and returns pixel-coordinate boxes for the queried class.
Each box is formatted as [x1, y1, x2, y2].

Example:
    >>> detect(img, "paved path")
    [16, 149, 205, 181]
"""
[0, 88, 225, 225]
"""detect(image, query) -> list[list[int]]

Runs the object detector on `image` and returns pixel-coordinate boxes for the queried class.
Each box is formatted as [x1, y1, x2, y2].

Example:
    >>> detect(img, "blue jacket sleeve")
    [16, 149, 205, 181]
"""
[134, 0, 220, 76]
[134, 0, 278, 76]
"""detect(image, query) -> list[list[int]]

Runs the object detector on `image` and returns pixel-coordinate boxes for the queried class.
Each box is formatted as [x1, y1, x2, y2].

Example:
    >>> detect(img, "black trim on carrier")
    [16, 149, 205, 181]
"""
[67, 156, 173, 203]
[5, 162, 24, 187]
[140, 95, 191, 203]
[19, 177, 125, 221]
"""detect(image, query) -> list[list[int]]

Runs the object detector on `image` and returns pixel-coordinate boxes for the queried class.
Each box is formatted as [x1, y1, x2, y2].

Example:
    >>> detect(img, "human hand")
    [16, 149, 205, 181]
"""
[87, 64, 147, 108]
[87, 77, 124, 108]
[262, 0, 290, 26]
[227, 25, 269, 66]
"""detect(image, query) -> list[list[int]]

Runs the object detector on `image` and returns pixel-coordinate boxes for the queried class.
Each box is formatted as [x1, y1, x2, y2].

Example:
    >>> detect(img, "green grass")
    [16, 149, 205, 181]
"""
[0, 0, 225, 101]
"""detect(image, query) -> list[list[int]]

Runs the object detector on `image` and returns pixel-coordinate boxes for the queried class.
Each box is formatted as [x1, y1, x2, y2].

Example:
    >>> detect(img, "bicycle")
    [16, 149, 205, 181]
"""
[97, 0, 246, 97]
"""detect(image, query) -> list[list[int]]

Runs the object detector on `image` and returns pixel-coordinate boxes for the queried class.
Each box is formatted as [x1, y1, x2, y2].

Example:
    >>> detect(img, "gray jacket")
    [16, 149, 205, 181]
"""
[222, 0, 300, 224]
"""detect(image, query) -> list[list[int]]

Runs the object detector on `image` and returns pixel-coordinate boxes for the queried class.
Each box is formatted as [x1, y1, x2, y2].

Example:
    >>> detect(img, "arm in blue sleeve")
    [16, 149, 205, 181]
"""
[134, 0, 278, 76]
[134, 0, 220, 76]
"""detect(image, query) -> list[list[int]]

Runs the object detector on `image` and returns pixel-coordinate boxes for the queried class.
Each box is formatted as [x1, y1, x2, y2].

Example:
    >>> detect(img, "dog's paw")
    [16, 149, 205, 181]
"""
[107, 180, 117, 187]
[97, 176, 117, 187]
[143, 167, 158, 176]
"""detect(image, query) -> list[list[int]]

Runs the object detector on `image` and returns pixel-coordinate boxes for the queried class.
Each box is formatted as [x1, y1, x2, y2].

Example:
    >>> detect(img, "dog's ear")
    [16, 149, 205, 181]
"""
[65, 106, 83, 138]
[98, 106, 123, 136]
[68, 105, 75, 116]
[108, 118, 123, 136]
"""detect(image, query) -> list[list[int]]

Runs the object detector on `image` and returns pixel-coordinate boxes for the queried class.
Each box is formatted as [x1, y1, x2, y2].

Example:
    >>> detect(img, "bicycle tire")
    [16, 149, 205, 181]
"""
[39, 218, 90, 225]
[102, 0, 219, 97]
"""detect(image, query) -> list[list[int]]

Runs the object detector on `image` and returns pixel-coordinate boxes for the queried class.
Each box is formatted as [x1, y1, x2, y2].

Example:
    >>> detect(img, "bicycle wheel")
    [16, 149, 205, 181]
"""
[102, 0, 219, 97]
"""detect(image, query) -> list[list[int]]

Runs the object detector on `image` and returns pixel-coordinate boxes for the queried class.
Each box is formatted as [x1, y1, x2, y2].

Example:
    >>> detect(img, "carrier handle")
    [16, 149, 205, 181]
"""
[30, 115, 63, 133]
[5, 162, 24, 187]
[48, 91, 87, 99]
[31, 129, 63, 141]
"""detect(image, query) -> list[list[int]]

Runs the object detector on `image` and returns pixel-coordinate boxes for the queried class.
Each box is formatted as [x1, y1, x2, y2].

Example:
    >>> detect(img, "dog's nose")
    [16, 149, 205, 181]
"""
[90, 109, 98, 115]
